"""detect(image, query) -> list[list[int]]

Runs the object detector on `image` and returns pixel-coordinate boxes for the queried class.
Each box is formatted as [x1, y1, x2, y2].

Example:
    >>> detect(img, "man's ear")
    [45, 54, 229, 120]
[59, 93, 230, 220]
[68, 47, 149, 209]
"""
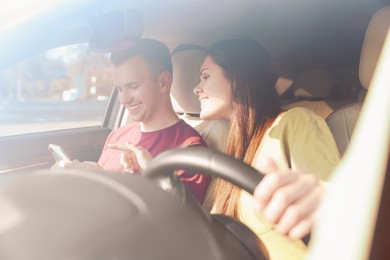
[158, 71, 172, 93]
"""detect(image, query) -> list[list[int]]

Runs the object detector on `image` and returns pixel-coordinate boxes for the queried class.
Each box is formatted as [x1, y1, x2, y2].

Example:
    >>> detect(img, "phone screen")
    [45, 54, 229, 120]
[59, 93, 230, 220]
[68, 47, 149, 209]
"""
[48, 144, 70, 162]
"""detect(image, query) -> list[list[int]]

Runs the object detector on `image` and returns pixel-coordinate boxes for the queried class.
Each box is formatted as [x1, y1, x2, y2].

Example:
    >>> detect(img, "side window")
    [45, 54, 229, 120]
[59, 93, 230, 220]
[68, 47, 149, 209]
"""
[0, 43, 114, 137]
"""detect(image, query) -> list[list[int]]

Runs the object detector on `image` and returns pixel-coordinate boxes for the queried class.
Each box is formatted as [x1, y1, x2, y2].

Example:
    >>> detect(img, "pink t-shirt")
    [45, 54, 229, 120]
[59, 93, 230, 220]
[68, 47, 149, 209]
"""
[98, 119, 210, 203]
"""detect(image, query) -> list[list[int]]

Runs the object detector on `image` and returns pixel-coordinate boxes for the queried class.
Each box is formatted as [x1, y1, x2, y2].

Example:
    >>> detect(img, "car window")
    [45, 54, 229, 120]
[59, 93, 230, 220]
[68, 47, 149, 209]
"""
[0, 43, 114, 137]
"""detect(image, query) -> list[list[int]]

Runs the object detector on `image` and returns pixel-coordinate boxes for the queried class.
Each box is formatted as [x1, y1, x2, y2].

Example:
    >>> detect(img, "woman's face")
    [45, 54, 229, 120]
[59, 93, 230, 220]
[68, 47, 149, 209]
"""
[193, 56, 234, 120]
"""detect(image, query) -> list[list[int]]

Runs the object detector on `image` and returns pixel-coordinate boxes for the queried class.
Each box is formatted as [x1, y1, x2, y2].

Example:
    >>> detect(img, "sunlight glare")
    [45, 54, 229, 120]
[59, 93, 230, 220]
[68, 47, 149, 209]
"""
[0, 0, 64, 32]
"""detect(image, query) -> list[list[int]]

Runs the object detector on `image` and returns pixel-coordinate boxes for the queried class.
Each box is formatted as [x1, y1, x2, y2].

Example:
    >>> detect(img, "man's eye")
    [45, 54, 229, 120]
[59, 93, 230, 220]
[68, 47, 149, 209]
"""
[115, 86, 123, 92]
[201, 75, 209, 80]
[125, 84, 140, 90]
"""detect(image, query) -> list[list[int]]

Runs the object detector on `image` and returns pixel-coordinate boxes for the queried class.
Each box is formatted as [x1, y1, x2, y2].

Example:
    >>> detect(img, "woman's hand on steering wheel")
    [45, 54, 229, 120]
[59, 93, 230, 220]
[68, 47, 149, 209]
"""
[253, 158, 325, 240]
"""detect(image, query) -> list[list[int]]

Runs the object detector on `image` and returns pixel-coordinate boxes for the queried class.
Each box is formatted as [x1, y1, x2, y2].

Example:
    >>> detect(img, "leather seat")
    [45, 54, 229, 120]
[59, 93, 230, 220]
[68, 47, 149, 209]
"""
[282, 68, 356, 119]
[326, 6, 390, 156]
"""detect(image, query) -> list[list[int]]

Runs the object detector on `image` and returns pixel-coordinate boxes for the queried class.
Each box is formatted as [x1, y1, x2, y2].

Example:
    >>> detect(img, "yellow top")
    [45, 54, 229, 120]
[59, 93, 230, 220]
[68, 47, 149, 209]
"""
[238, 107, 340, 260]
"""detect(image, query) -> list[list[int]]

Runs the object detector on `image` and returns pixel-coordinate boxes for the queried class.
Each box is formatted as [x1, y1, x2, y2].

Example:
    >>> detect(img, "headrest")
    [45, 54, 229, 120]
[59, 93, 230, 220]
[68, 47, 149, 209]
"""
[359, 6, 390, 90]
[171, 45, 206, 114]
[275, 76, 294, 96]
[294, 69, 333, 98]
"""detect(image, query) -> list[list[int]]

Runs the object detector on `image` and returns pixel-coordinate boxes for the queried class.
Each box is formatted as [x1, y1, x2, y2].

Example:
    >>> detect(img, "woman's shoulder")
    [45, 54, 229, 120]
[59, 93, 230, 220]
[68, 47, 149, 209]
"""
[276, 107, 323, 126]
[269, 107, 326, 135]
[280, 107, 320, 120]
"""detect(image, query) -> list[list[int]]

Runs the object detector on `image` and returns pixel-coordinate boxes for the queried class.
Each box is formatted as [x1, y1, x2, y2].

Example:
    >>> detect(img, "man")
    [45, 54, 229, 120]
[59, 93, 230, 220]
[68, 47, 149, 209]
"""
[60, 38, 210, 203]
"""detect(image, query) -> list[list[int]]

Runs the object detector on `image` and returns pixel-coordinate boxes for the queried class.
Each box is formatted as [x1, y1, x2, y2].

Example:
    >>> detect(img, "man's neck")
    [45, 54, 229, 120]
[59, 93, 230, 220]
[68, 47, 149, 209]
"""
[139, 112, 180, 132]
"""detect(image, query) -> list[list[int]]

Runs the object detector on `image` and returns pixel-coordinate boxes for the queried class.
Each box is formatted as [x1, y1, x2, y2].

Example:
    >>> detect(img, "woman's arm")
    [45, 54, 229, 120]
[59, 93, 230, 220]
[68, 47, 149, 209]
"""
[253, 157, 326, 240]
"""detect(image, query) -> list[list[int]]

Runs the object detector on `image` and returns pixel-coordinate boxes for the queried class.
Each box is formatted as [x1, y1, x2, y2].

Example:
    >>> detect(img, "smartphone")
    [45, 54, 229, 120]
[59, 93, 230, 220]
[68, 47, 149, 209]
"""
[48, 144, 71, 162]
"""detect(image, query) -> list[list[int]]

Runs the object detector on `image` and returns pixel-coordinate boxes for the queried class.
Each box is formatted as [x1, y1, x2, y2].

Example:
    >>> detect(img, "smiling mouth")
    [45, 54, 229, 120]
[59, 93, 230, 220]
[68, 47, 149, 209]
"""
[127, 104, 142, 110]
[200, 98, 210, 108]
[200, 98, 208, 105]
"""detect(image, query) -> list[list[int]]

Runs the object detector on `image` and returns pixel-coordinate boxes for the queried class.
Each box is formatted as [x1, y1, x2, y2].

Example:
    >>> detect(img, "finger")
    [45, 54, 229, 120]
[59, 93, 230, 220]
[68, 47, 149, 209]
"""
[129, 151, 141, 173]
[124, 141, 144, 155]
[287, 212, 317, 240]
[253, 162, 292, 201]
[108, 143, 126, 151]
[257, 157, 279, 174]
[58, 160, 66, 168]
[120, 152, 127, 167]
[82, 161, 98, 166]
[124, 166, 134, 174]
[262, 173, 311, 223]
[253, 172, 298, 211]
[274, 181, 321, 235]
[61, 160, 80, 169]
[121, 152, 134, 174]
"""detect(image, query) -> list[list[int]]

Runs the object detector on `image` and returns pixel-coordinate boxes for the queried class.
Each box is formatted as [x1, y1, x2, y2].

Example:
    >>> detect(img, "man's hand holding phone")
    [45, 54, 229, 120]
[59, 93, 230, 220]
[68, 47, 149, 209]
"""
[48, 144, 70, 163]
[49, 144, 104, 172]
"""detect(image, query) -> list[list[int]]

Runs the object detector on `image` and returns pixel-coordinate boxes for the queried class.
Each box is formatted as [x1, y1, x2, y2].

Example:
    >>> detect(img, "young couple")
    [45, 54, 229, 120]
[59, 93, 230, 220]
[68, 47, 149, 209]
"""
[59, 37, 340, 259]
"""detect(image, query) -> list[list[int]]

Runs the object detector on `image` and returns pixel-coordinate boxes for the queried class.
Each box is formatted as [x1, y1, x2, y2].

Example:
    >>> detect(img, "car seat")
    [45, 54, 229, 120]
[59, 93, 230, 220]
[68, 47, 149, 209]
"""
[282, 68, 357, 119]
[326, 6, 390, 156]
[170, 44, 229, 153]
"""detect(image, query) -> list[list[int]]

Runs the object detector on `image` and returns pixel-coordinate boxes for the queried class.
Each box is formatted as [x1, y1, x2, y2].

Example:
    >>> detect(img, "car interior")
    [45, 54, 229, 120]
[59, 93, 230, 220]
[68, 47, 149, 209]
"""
[0, 0, 389, 259]
[0, 0, 388, 170]
[326, 5, 390, 155]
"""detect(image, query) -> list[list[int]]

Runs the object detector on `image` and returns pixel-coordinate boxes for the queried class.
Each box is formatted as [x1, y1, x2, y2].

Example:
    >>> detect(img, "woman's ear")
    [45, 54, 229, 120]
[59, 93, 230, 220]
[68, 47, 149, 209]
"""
[158, 71, 172, 93]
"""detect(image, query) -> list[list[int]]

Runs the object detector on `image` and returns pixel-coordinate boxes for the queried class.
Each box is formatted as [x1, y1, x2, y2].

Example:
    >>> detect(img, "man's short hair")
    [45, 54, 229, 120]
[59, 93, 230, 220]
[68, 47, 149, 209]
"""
[110, 38, 172, 78]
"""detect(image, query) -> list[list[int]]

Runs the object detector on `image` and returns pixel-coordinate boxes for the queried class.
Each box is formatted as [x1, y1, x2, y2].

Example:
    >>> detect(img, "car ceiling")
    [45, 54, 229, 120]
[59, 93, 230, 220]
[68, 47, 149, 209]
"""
[135, 0, 388, 72]
[0, 0, 389, 73]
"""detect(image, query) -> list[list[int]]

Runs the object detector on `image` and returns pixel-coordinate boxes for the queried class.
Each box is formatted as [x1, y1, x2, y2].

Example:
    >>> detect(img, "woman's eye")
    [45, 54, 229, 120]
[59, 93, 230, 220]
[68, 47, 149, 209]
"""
[201, 75, 209, 80]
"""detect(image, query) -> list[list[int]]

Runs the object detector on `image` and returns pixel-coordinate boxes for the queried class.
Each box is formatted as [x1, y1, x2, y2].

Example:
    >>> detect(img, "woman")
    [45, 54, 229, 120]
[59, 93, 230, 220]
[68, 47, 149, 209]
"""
[194, 37, 340, 259]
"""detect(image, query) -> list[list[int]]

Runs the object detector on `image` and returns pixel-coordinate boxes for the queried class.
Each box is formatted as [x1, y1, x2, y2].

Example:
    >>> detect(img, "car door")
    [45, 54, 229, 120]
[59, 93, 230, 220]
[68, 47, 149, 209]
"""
[0, 43, 125, 174]
[0, 1, 130, 174]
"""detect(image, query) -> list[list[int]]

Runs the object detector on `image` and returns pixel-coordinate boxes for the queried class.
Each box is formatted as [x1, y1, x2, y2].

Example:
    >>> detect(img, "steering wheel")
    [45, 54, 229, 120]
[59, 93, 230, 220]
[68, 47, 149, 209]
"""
[0, 146, 269, 259]
[144, 146, 269, 259]
[144, 146, 316, 248]
[143, 146, 264, 194]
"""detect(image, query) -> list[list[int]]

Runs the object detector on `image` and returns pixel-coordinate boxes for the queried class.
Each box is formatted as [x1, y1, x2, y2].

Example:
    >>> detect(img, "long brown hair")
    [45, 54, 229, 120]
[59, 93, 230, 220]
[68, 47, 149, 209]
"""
[206, 37, 281, 217]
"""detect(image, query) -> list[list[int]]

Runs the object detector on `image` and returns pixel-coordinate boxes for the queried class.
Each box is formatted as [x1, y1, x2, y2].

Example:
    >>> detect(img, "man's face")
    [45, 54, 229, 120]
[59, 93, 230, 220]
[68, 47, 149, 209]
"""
[113, 57, 162, 123]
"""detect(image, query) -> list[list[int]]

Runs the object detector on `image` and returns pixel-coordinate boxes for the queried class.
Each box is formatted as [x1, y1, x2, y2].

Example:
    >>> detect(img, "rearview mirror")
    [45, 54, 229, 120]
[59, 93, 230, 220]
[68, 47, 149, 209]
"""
[89, 9, 143, 53]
